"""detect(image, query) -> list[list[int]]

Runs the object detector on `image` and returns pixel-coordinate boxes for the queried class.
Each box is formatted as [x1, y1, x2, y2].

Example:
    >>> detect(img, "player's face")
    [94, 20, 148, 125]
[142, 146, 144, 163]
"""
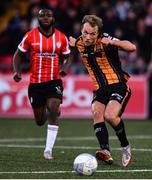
[81, 22, 99, 46]
[38, 9, 55, 29]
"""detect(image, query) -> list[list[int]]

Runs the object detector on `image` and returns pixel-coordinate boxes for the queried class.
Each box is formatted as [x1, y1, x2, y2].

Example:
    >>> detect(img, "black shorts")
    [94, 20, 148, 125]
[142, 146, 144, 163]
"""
[92, 82, 131, 116]
[28, 79, 63, 108]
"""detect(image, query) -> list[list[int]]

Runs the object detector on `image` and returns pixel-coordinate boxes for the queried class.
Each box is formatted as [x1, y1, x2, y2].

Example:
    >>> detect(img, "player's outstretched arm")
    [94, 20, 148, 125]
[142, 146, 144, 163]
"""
[13, 49, 23, 82]
[111, 40, 136, 52]
[101, 37, 136, 52]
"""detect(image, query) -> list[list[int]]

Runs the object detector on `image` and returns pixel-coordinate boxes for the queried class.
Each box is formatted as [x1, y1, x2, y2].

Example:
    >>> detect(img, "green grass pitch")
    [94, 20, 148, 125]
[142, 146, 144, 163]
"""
[0, 118, 152, 179]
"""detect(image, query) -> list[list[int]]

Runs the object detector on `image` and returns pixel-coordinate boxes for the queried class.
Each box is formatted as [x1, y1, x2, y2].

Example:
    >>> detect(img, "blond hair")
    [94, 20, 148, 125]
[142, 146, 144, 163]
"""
[81, 15, 103, 33]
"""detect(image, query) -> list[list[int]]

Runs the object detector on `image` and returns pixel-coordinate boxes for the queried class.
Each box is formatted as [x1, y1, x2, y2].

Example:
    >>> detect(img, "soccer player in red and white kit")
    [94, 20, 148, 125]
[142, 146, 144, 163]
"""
[13, 7, 70, 160]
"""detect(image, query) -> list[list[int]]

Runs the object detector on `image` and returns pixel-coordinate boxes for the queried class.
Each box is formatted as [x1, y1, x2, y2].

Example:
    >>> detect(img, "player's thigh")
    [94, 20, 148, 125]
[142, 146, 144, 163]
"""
[32, 105, 47, 121]
[46, 80, 63, 114]
[92, 101, 105, 123]
[28, 83, 47, 121]
[46, 98, 61, 111]
[105, 83, 131, 119]
[29, 96, 47, 121]
[105, 83, 131, 120]
[105, 100, 122, 120]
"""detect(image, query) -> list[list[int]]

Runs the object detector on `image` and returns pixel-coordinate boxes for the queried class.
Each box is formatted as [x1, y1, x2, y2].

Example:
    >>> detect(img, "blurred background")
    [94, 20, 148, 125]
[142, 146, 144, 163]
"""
[0, 0, 152, 120]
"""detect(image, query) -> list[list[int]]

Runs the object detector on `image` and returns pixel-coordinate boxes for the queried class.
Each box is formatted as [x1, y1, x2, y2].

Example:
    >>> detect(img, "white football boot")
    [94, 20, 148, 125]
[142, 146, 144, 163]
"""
[43, 150, 53, 160]
[122, 144, 132, 167]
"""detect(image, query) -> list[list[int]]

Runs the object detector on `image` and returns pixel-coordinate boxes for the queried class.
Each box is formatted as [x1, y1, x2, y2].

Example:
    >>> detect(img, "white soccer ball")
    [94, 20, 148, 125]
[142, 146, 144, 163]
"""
[73, 153, 98, 176]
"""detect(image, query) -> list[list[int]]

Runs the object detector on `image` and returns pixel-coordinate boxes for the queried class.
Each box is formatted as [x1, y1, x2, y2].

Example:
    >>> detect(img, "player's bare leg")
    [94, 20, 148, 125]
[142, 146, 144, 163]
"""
[33, 106, 47, 126]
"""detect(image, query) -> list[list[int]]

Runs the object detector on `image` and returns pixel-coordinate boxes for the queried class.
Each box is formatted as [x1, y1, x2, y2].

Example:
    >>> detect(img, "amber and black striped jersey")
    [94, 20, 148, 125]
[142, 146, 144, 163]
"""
[75, 33, 130, 90]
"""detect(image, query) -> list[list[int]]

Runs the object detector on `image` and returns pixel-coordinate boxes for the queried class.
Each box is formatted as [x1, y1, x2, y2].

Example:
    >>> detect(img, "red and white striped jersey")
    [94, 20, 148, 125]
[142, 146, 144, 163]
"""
[18, 27, 70, 83]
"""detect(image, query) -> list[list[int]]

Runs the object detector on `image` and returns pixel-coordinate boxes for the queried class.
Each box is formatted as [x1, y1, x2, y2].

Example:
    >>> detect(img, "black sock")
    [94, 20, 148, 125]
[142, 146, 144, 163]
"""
[94, 122, 110, 151]
[113, 120, 129, 147]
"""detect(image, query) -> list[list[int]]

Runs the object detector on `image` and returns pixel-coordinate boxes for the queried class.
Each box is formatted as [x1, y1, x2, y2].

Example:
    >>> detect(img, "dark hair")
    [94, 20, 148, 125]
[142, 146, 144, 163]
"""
[40, 4, 53, 12]
[81, 15, 103, 34]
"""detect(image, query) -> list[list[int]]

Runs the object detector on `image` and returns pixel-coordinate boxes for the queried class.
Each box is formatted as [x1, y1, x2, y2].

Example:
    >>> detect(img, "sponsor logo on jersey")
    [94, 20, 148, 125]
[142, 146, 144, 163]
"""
[35, 53, 57, 58]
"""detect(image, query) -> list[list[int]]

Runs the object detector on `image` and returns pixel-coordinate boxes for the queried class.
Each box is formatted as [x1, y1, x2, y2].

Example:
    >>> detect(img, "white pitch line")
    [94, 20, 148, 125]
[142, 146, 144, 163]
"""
[0, 169, 152, 174]
[0, 144, 44, 148]
[0, 135, 152, 142]
[0, 144, 152, 152]
[0, 171, 72, 174]
[0, 138, 44, 142]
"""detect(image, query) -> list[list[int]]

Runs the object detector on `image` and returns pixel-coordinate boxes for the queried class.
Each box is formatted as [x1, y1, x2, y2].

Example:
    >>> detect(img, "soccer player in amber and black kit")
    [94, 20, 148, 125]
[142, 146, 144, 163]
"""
[13, 7, 70, 160]
[69, 15, 136, 167]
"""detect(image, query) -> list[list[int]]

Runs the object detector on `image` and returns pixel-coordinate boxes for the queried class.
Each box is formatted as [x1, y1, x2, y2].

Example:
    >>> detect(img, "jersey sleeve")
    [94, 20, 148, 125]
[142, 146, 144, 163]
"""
[61, 34, 70, 55]
[18, 32, 30, 52]
[102, 33, 119, 52]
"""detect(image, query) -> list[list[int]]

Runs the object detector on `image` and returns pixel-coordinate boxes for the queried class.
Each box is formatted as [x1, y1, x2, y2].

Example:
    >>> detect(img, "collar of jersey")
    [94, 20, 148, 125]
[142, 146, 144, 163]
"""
[38, 27, 55, 38]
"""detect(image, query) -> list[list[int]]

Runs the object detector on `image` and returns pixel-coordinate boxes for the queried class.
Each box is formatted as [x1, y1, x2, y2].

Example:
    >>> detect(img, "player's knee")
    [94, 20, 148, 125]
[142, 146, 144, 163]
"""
[48, 108, 58, 119]
[104, 111, 117, 122]
[35, 119, 45, 126]
[92, 110, 101, 119]
[34, 114, 47, 126]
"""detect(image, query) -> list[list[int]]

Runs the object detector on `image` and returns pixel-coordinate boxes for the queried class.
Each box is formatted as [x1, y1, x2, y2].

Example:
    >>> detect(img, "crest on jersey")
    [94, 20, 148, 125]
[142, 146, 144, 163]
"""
[56, 42, 61, 48]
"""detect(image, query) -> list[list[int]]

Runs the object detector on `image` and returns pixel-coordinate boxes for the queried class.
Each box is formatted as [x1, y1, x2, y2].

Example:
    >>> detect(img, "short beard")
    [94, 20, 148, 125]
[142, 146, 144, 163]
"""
[39, 21, 52, 31]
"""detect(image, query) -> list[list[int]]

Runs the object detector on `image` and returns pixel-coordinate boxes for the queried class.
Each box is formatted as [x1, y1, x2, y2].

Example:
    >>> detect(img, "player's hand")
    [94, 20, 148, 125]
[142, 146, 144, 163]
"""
[69, 36, 76, 47]
[59, 69, 67, 77]
[13, 72, 22, 82]
[101, 37, 114, 46]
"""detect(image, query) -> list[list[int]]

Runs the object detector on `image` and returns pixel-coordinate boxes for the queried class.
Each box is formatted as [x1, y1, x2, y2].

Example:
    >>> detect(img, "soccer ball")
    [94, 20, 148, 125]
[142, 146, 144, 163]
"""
[73, 153, 98, 176]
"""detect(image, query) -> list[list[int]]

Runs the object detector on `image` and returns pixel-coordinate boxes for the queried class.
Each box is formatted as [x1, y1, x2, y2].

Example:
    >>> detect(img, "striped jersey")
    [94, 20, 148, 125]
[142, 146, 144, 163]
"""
[75, 34, 130, 90]
[18, 27, 70, 83]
